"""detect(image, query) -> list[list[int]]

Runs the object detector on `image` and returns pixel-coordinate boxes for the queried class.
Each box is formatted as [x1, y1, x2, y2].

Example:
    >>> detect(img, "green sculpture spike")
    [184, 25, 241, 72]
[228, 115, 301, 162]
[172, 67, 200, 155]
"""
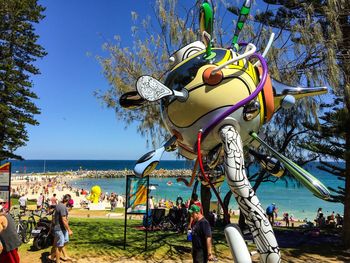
[250, 132, 331, 200]
[232, 0, 251, 51]
[200, 1, 214, 58]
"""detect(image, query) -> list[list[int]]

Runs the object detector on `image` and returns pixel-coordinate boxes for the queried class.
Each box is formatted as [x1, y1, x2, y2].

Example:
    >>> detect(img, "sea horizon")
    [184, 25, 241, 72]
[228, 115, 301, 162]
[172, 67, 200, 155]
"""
[6, 159, 195, 173]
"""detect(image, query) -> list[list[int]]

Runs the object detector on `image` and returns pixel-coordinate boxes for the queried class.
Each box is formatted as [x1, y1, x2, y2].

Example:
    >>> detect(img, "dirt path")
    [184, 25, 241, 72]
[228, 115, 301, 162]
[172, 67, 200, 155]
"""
[19, 248, 350, 263]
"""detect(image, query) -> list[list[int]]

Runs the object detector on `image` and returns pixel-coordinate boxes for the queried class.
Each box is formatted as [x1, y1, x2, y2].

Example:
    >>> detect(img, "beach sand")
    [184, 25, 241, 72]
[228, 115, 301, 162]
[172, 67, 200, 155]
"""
[11, 175, 124, 211]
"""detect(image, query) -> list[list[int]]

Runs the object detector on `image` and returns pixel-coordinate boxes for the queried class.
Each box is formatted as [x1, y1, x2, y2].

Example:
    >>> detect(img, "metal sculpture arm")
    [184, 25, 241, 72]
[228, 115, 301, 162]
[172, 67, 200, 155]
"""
[220, 125, 281, 263]
[232, 0, 251, 51]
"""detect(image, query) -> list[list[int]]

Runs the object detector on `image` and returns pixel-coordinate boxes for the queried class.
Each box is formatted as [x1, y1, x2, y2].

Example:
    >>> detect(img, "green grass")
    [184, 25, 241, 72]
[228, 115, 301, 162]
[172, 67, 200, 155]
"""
[18, 216, 348, 262]
[68, 218, 232, 261]
[11, 197, 36, 206]
[19, 217, 233, 261]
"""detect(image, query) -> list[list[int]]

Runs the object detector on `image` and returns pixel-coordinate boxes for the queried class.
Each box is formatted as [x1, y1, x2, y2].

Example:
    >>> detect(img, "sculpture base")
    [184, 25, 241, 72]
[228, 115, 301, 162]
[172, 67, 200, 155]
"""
[88, 203, 105, 210]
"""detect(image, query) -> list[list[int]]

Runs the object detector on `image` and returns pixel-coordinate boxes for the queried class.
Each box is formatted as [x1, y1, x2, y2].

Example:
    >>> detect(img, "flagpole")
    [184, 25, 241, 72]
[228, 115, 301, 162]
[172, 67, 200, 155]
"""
[9, 162, 12, 210]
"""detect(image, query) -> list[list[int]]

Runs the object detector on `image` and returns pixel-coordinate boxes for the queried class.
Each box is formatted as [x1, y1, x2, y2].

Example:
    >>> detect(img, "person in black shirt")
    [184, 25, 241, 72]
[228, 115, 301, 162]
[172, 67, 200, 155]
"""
[188, 204, 215, 262]
[49, 194, 74, 262]
[0, 204, 22, 263]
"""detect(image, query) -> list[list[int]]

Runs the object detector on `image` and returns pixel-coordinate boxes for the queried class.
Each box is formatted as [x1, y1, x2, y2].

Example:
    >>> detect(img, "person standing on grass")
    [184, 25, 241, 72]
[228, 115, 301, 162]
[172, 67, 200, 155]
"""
[148, 196, 154, 210]
[283, 212, 290, 227]
[266, 203, 277, 226]
[49, 194, 73, 263]
[37, 193, 44, 209]
[18, 194, 27, 212]
[0, 205, 22, 263]
[189, 204, 215, 263]
[188, 193, 203, 231]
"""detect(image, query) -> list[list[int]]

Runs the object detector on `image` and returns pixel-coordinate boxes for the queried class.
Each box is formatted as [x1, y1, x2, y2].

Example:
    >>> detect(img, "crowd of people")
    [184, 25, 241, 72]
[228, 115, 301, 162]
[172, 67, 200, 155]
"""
[8, 175, 127, 213]
[264, 203, 344, 229]
[0, 192, 75, 263]
[315, 207, 343, 228]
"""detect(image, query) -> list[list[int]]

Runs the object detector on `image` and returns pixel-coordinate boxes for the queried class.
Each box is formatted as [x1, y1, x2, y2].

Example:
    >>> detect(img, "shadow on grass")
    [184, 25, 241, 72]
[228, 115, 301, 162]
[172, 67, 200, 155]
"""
[41, 218, 350, 262]
[39, 251, 50, 263]
[284, 244, 350, 262]
[274, 227, 350, 262]
[66, 218, 194, 260]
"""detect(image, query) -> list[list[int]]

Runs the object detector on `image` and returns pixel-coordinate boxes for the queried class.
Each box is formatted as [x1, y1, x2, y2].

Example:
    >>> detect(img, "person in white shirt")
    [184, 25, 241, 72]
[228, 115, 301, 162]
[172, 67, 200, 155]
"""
[148, 196, 154, 210]
[37, 193, 44, 209]
[18, 194, 27, 212]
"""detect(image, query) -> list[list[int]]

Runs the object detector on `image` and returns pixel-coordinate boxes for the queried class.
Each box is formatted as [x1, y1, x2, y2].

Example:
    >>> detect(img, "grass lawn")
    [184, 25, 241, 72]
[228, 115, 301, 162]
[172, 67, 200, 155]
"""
[17, 211, 350, 262]
[19, 217, 234, 262]
[11, 197, 36, 207]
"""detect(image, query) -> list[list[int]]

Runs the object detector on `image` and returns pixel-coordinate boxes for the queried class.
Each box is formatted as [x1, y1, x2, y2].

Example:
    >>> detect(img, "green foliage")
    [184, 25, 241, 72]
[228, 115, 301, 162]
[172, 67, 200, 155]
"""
[250, 0, 349, 198]
[97, 0, 201, 146]
[300, 94, 347, 203]
[0, 0, 47, 160]
[226, 1, 323, 189]
[247, 0, 350, 247]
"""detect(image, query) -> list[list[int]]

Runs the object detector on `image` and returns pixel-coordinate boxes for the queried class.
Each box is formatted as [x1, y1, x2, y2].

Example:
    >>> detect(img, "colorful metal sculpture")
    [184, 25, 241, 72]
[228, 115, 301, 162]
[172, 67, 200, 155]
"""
[119, 1, 330, 262]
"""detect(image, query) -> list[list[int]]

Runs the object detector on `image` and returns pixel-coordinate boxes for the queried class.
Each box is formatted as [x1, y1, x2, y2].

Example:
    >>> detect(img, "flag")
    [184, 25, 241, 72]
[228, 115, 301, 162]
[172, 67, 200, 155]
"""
[0, 162, 10, 205]
[0, 163, 10, 186]
[126, 176, 148, 214]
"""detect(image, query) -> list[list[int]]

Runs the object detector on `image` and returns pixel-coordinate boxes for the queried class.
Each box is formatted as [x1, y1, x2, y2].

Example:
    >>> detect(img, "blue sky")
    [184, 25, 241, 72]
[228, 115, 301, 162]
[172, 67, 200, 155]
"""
[15, 0, 176, 160]
[13, 0, 330, 161]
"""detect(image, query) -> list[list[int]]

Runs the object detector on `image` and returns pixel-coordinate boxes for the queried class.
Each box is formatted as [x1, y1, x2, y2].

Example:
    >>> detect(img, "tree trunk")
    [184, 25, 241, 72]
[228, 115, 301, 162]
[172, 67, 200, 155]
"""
[338, 1, 350, 249]
[344, 131, 350, 248]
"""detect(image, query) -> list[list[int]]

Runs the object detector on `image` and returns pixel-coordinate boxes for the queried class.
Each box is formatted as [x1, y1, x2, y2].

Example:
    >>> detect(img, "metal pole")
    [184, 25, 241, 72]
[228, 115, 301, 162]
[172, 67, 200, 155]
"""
[217, 186, 220, 216]
[145, 176, 149, 251]
[123, 175, 129, 250]
[8, 162, 12, 211]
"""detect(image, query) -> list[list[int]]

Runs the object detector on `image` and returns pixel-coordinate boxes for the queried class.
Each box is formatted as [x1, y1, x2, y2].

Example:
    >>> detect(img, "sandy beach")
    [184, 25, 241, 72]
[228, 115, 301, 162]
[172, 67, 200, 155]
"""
[10, 172, 313, 229]
[10, 173, 125, 211]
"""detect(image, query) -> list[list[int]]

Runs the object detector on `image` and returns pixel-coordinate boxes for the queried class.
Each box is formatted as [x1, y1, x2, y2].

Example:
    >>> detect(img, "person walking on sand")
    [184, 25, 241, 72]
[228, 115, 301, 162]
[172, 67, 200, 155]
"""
[50, 194, 58, 209]
[189, 204, 216, 263]
[49, 194, 74, 263]
[37, 193, 44, 210]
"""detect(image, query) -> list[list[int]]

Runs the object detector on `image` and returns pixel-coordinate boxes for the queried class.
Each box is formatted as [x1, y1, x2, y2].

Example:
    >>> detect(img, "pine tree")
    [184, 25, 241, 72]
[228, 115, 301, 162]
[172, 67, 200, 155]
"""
[246, 0, 350, 249]
[300, 95, 346, 204]
[0, 0, 46, 161]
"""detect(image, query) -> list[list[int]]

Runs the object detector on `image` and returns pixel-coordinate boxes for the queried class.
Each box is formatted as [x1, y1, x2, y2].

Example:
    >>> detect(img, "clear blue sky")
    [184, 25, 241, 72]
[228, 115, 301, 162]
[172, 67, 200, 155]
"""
[15, 0, 177, 160]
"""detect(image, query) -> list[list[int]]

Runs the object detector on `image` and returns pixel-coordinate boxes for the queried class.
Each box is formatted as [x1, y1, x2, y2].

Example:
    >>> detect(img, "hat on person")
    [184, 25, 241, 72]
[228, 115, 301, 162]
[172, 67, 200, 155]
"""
[188, 204, 201, 214]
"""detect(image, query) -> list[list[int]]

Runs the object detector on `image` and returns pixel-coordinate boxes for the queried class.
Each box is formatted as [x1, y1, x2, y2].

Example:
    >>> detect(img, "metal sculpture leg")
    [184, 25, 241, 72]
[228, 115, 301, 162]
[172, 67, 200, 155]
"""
[220, 125, 281, 263]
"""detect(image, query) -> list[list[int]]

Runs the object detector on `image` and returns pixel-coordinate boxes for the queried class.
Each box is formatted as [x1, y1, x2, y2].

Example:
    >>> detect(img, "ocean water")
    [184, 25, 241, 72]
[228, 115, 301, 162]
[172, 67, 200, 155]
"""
[70, 173, 343, 221]
[8, 160, 193, 173]
[7, 160, 344, 220]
